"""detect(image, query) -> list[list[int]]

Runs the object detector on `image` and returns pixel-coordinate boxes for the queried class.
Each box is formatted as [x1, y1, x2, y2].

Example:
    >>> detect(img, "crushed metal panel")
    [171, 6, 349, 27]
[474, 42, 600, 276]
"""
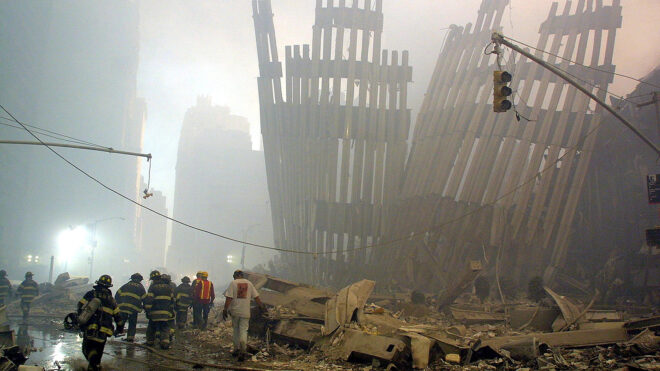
[481, 328, 630, 350]
[323, 280, 375, 335]
[339, 328, 407, 364]
[509, 306, 561, 331]
[271, 319, 322, 348]
[545, 286, 584, 329]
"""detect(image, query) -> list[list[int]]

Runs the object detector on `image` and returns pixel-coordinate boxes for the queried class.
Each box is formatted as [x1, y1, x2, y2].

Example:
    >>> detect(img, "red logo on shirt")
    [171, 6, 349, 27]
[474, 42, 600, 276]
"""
[237, 283, 248, 299]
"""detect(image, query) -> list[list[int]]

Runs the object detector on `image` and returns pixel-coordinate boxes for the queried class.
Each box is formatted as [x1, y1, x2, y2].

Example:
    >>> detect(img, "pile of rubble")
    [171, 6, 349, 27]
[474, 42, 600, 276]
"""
[6, 273, 90, 321]
[231, 270, 660, 370]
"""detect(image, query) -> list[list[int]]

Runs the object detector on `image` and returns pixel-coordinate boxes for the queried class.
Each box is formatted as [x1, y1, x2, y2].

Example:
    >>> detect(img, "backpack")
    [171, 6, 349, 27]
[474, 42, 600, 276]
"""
[77, 297, 102, 326]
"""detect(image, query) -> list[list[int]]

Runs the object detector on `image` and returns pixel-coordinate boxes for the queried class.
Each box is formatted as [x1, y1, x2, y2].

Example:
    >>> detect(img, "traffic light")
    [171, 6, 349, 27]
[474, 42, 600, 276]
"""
[493, 70, 512, 112]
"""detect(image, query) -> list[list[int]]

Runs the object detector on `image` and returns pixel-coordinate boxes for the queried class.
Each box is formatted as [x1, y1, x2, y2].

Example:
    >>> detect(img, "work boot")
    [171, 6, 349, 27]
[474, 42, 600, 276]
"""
[145, 341, 154, 347]
[231, 349, 240, 357]
[237, 351, 245, 362]
[160, 341, 170, 350]
[123, 337, 134, 343]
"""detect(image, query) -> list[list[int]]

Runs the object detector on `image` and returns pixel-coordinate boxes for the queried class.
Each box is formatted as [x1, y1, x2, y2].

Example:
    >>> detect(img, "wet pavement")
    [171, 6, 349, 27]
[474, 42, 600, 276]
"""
[9, 319, 170, 371]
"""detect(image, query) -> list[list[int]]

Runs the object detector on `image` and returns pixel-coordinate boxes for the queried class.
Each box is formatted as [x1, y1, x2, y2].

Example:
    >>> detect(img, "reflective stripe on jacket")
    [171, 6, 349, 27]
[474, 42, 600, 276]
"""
[115, 281, 146, 314]
[144, 280, 175, 322]
[17, 279, 38, 303]
[175, 282, 192, 312]
[193, 279, 214, 304]
[0, 277, 11, 298]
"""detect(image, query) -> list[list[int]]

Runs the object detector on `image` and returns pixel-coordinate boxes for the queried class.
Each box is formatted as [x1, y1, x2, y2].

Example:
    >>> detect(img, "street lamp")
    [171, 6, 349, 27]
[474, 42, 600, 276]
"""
[88, 217, 125, 279]
[240, 223, 261, 269]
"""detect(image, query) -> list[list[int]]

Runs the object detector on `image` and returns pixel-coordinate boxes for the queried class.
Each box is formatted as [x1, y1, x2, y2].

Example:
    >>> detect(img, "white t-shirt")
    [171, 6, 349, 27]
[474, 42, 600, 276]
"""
[224, 278, 259, 318]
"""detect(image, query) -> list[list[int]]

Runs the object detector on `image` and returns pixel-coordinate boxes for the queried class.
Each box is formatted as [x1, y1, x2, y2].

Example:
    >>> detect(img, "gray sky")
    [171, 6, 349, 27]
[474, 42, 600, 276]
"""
[138, 0, 660, 209]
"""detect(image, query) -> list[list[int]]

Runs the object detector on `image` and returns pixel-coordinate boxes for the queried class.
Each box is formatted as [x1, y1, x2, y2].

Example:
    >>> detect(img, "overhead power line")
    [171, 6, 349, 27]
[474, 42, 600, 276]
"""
[502, 35, 660, 90]
[0, 116, 110, 149]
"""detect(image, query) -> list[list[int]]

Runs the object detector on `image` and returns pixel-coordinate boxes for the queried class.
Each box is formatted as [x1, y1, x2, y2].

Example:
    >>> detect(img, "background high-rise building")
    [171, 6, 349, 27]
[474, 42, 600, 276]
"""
[168, 97, 273, 279]
[0, 1, 147, 280]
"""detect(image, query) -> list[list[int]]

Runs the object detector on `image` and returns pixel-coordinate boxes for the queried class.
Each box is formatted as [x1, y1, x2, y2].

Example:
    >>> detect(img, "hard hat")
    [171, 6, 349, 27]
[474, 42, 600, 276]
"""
[181, 276, 191, 283]
[149, 270, 161, 280]
[25, 272, 33, 278]
[96, 274, 113, 288]
[130, 273, 143, 281]
[233, 270, 244, 278]
[0, 270, 6, 277]
[200, 271, 208, 278]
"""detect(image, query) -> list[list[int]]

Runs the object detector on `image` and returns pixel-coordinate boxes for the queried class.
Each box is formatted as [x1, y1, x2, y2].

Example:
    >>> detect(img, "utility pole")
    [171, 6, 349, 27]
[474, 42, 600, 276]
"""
[491, 32, 660, 157]
[240, 224, 261, 270]
[0, 140, 152, 159]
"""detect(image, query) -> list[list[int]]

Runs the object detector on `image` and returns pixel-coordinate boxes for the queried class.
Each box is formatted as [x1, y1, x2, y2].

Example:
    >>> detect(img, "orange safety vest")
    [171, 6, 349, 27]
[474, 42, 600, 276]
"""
[199, 281, 211, 300]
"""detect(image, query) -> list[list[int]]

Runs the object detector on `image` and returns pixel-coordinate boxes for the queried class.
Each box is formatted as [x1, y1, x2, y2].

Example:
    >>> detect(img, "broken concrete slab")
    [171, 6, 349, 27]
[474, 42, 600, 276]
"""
[449, 305, 505, 324]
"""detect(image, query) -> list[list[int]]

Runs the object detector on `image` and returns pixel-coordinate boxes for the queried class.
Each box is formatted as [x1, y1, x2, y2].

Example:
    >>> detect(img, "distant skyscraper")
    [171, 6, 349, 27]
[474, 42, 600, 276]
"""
[168, 97, 272, 277]
[0, 1, 145, 279]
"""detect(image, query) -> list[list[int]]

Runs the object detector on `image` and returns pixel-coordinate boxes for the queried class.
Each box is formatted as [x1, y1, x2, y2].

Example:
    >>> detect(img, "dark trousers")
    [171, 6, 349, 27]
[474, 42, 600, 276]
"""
[176, 310, 188, 329]
[146, 320, 170, 349]
[82, 336, 106, 371]
[20, 301, 31, 319]
[121, 312, 138, 340]
[193, 303, 211, 329]
[0, 297, 5, 306]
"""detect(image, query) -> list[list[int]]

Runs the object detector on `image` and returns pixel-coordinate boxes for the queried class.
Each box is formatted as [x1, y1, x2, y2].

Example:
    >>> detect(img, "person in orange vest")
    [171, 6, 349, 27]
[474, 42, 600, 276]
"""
[192, 271, 214, 330]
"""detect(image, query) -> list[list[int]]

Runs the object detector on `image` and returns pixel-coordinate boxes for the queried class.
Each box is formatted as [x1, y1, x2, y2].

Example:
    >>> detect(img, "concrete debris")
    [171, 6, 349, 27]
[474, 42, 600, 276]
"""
[229, 272, 660, 369]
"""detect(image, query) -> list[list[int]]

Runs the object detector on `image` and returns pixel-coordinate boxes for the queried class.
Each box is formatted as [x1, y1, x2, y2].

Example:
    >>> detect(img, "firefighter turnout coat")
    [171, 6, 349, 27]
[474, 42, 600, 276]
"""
[17, 279, 38, 304]
[77, 287, 124, 339]
[175, 282, 192, 313]
[115, 281, 146, 315]
[144, 280, 175, 322]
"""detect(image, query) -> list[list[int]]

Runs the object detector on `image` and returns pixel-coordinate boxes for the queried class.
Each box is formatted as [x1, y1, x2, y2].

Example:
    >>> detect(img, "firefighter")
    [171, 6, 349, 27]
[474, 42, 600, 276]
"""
[17, 272, 38, 321]
[143, 270, 175, 349]
[192, 271, 214, 330]
[114, 273, 146, 342]
[0, 270, 12, 306]
[161, 274, 177, 341]
[77, 275, 124, 371]
[175, 276, 192, 329]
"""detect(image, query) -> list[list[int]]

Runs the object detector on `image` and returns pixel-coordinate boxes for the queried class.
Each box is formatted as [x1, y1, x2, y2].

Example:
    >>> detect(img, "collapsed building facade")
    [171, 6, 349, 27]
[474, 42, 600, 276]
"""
[253, 0, 653, 294]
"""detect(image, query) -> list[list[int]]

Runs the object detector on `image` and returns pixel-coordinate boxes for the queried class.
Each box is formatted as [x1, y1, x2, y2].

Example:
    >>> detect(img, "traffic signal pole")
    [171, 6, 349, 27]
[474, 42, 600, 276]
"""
[492, 32, 660, 157]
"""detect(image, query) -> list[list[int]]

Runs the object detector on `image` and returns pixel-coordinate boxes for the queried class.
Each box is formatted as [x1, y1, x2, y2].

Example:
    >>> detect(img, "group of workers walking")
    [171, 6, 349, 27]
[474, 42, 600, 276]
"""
[0, 267, 264, 370]
[73, 268, 262, 370]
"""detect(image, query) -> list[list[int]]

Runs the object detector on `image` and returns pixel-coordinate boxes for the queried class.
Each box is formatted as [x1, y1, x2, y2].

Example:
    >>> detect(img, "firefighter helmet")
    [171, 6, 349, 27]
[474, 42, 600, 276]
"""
[181, 276, 191, 283]
[149, 270, 161, 280]
[0, 270, 6, 277]
[96, 274, 113, 288]
[130, 273, 143, 281]
[161, 274, 171, 283]
[200, 271, 208, 278]
[25, 272, 33, 278]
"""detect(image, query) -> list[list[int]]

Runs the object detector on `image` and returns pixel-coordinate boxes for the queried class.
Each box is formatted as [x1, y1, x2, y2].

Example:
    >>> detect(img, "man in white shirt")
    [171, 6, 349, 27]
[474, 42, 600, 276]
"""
[223, 270, 266, 361]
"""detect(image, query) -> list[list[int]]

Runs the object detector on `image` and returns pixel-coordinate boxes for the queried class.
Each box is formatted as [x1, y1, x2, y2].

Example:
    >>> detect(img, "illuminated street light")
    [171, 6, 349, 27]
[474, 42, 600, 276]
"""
[226, 255, 233, 263]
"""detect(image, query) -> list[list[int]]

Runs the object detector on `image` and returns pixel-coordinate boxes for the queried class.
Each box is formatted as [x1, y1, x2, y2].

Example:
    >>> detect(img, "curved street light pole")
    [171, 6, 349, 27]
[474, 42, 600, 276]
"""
[88, 216, 125, 279]
[240, 224, 261, 270]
